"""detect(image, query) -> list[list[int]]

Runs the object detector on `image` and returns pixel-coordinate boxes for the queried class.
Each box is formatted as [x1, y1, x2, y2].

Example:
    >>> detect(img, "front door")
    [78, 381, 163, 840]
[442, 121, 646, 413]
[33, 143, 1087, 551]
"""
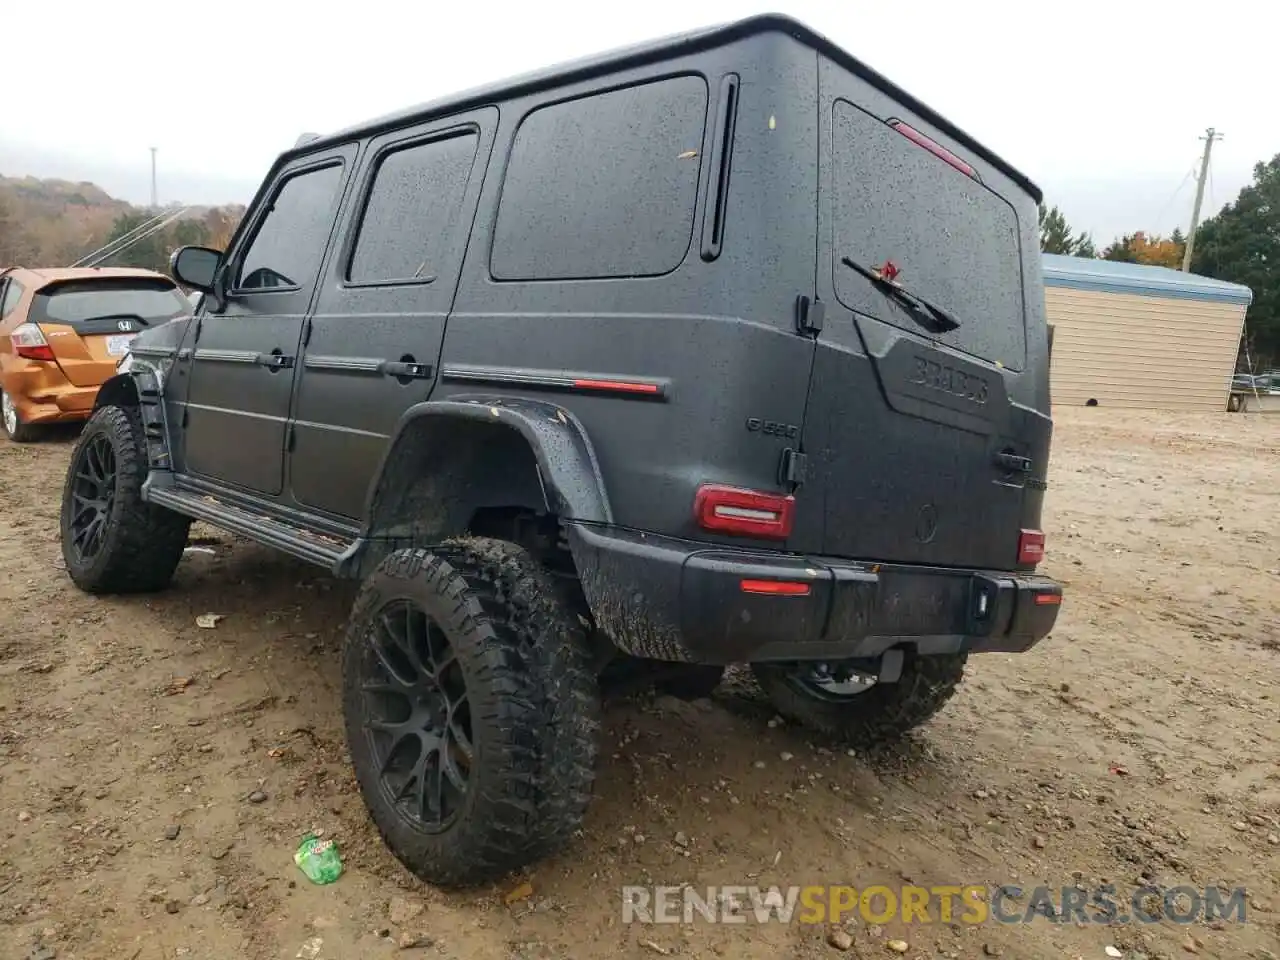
[182, 149, 353, 496]
[289, 111, 495, 519]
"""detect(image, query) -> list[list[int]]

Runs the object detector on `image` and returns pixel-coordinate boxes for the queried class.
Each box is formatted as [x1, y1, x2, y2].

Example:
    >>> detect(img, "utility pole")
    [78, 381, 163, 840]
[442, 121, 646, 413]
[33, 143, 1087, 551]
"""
[1181, 127, 1223, 272]
[148, 146, 158, 208]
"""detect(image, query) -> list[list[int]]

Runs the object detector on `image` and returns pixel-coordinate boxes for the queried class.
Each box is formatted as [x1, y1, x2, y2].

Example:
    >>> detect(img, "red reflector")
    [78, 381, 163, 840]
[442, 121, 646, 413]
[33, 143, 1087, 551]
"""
[740, 578, 810, 596]
[888, 120, 978, 180]
[16, 344, 56, 362]
[694, 484, 795, 540]
[1018, 529, 1046, 566]
[1034, 593, 1062, 606]
[572, 378, 660, 395]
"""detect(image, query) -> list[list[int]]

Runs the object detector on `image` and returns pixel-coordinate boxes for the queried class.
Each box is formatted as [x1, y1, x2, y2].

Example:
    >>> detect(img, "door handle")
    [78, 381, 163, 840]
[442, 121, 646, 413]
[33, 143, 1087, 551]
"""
[256, 351, 295, 371]
[381, 360, 434, 380]
[994, 451, 1032, 473]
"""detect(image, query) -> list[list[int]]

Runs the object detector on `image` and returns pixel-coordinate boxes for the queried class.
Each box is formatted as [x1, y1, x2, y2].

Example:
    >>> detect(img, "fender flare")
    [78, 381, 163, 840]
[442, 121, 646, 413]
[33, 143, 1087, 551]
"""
[94, 372, 141, 410]
[91, 364, 174, 470]
[336, 396, 613, 577]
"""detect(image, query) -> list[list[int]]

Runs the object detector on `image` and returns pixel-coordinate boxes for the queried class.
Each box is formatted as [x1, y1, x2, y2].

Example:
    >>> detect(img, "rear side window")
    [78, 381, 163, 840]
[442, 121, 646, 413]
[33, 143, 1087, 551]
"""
[1, 280, 23, 318]
[831, 99, 1027, 370]
[491, 75, 708, 281]
[349, 131, 480, 284]
[236, 162, 346, 292]
[32, 278, 188, 325]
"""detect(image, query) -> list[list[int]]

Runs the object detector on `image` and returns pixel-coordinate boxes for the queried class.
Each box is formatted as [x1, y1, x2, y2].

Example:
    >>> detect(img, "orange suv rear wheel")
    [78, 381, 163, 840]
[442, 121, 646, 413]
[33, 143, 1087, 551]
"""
[2, 388, 41, 443]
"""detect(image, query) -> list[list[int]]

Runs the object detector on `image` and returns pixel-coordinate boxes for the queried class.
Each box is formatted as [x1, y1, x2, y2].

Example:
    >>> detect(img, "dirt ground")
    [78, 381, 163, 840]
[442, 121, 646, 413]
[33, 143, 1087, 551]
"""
[1, 408, 1277, 960]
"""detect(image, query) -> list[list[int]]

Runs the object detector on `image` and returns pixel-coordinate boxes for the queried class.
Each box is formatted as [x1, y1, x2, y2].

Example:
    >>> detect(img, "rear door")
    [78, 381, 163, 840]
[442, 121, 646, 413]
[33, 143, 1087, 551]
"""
[289, 110, 495, 520]
[30, 277, 188, 386]
[802, 61, 1049, 570]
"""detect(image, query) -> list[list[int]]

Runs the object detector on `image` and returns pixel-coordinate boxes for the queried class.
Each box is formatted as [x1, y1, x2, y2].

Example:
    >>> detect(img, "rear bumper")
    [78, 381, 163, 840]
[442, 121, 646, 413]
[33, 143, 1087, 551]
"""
[3, 364, 98, 423]
[565, 522, 1062, 665]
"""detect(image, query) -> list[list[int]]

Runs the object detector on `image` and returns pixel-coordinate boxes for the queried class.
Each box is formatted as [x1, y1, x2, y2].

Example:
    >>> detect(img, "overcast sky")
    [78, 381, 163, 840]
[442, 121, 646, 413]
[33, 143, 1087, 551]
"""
[3, 0, 1269, 245]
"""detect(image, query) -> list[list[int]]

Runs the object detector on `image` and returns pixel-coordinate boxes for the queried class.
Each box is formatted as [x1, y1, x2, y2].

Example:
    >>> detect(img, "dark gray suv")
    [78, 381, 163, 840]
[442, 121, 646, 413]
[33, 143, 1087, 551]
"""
[59, 14, 1062, 886]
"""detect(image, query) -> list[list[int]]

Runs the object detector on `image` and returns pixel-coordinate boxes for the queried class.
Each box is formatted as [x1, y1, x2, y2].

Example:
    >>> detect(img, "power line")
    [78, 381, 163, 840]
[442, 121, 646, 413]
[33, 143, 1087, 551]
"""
[83, 207, 192, 268]
[1153, 159, 1199, 233]
[70, 210, 173, 267]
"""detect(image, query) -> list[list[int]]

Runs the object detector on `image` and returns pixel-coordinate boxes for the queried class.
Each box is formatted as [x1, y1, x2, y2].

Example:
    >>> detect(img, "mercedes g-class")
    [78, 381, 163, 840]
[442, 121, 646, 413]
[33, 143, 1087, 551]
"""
[59, 14, 1062, 886]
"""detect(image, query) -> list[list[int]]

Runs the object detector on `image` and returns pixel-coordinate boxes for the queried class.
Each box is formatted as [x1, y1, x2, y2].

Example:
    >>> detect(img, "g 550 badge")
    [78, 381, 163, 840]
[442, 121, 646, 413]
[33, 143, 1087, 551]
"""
[746, 417, 799, 439]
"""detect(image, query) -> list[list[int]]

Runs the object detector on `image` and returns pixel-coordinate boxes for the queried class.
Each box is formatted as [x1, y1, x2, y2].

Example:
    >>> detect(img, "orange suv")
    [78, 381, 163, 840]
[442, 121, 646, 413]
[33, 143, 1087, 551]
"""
[1, 267, 191, 441]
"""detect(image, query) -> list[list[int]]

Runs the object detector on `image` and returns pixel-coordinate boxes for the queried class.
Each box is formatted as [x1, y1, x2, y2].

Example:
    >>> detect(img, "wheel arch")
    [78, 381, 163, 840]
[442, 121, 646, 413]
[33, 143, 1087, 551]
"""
[94, 373, 141, 410]
[336, 397, 612, 578]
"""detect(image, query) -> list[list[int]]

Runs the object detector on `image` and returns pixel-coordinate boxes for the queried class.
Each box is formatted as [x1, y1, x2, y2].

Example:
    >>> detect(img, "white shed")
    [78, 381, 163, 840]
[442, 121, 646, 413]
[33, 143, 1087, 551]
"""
[1042, 255, 1253, 411]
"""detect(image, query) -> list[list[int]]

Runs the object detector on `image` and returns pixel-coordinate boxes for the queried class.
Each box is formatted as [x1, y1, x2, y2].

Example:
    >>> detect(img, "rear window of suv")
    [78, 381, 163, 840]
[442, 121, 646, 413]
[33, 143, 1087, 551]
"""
[831, 99, 1027, 371]
[32, 278, 190, 326]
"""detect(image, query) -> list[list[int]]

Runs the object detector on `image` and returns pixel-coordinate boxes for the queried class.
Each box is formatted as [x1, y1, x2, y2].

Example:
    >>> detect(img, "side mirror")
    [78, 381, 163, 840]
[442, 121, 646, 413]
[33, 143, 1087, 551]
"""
[169, 246, 223, 294]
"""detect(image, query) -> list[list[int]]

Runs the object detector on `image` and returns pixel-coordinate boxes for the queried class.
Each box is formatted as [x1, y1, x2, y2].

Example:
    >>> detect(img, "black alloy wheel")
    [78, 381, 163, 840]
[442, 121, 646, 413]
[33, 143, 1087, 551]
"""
[362, 599, 473, 832]
[67, 432, 118, 564]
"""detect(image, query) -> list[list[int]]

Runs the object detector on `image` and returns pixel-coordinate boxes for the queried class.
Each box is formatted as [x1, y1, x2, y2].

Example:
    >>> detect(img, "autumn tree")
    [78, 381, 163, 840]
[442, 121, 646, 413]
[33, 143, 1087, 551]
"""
[202, 206, 244, 250]
[1101, 231, 1185, 269]
[1191, 153, 1280, 366]
[1038, 203, 1096, 257]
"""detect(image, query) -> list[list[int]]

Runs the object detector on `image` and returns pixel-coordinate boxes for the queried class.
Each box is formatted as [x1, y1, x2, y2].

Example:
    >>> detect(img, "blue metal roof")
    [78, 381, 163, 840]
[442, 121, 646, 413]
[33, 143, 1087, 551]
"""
[1042, 253, 1253, 305]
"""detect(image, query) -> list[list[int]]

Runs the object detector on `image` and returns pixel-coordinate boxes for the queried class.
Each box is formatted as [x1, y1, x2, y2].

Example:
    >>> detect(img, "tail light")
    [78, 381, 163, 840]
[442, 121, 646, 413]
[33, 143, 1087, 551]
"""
[1018, 529, 1046, 566]
[694, 484, 794, 540]
[11, 323, 55, 362]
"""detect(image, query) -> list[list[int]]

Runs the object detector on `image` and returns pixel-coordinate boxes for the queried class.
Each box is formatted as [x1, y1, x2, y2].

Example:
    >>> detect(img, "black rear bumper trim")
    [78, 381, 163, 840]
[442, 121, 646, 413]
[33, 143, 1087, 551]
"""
[565, 522, 1062, 665]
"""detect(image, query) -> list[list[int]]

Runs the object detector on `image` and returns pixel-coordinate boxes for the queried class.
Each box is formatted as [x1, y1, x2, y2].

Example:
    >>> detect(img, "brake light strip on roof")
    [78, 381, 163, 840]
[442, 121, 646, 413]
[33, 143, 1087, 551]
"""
[887, 119, 980, 181]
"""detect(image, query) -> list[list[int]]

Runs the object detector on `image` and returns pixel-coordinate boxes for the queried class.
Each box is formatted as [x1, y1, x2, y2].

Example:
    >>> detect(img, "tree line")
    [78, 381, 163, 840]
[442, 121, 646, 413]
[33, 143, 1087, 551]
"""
[85, 207, 243, 275]
[1041, 153, 1280, 368]
[0, 175, 243, 276]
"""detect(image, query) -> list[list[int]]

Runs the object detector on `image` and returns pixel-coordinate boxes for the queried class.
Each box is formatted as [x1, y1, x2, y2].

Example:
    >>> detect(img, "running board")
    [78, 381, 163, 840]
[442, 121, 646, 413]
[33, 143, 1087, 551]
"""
[145, 486, 352, 569]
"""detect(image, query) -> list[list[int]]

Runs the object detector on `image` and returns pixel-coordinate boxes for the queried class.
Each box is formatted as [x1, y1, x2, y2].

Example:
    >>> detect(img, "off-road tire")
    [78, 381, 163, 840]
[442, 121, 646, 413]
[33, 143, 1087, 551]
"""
[751, 653, 967, 745]
[2, 388, 42, 443]
[60, 405, 191, 593]
[343, 538, 599, 887]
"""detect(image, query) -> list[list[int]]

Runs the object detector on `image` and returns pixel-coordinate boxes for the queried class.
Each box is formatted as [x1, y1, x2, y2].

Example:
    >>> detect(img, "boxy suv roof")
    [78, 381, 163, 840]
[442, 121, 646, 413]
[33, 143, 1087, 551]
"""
[59, 14, 1062, 887]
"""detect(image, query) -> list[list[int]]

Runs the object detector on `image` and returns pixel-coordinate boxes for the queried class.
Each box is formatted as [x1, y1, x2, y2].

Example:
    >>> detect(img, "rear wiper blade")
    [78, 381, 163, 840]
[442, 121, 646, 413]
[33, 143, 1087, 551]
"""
[840, 256, 961, 334]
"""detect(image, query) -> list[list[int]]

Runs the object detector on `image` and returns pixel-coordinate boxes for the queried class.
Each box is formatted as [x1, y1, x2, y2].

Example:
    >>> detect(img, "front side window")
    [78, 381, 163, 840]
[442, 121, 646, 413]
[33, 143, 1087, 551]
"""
[491, 75, 708, 281]
[236, 163, 346, 292]
[349, 131, 480, 285]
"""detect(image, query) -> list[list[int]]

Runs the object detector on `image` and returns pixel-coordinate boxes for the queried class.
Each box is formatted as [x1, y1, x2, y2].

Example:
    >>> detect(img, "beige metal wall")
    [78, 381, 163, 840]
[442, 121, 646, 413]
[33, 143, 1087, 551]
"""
[1045, 286, 1248, 411]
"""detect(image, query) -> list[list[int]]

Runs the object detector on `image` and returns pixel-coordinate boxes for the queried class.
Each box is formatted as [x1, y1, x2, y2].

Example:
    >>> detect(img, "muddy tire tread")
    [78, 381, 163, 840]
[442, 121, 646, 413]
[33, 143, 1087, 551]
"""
[752, 654, 966, 745]
[343, 538, 598, 887]
[60, 405, 190, 594]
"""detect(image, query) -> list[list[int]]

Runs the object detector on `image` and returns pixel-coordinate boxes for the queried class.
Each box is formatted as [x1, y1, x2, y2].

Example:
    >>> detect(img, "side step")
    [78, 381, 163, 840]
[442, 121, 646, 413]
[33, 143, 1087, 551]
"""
[146, 486, 351, 569]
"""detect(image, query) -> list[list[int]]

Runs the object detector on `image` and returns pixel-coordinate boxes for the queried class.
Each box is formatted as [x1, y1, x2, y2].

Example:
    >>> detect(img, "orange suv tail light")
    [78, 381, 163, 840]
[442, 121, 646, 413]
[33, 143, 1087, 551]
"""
[11, 323, 55, 362]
